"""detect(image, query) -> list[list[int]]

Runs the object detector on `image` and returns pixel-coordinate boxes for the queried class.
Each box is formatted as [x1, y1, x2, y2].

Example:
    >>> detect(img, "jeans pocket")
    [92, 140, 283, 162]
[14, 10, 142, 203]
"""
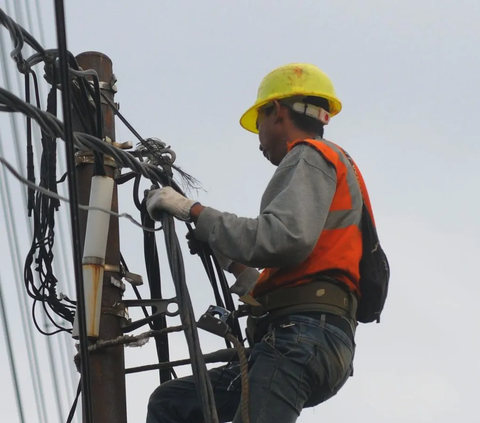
[305, 325, 355, 406]
[322, 326, 355, 394]
[262, 321, 301, 358]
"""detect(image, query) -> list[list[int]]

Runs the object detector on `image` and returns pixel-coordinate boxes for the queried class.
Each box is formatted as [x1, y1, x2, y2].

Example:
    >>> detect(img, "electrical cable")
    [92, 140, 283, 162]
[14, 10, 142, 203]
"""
[0, 154, 162, 232]
[162, 212, 220, 423]
[1, 8, 236, 423]
[129, 172, 174, 382]
[100, 90, 199, 190]
[53, 2, 93, 422]
[66, 381, 82, 423]
[0, 86, 180, 186]
[0, 17, 50, 423]
[186, 224, 243, 343]
[7, 10, 73, 421]
[140, 200, 173, 383]
[27, 46, 80, 404]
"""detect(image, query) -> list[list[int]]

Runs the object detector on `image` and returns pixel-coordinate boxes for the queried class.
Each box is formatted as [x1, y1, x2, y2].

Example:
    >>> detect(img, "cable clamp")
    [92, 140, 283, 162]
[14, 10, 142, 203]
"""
[197, 305, 232, 338]
[104, 263, 143, 286]
[104, 136, 133, 150]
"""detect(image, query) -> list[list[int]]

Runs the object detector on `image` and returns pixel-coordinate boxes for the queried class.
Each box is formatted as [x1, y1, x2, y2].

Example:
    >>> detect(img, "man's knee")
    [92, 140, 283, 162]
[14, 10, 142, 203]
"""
[147, 377, 201, 423]
[147, 382, 179, 423]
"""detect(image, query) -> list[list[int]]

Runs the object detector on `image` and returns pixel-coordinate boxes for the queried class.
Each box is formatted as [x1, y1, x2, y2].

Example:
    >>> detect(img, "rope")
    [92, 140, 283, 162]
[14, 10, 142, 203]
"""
[73, 325, 185, 371]
[225, 333, 250, 423]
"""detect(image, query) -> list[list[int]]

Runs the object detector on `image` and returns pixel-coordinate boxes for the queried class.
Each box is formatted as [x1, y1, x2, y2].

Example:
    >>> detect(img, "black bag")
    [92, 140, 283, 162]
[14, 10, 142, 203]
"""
[341, 149, 390, 323]
[356, 202, 390, 323]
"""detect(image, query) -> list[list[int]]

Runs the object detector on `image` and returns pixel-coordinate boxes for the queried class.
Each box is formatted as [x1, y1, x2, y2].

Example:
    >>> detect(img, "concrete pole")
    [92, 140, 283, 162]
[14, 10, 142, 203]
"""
[74, 51, 127, 423]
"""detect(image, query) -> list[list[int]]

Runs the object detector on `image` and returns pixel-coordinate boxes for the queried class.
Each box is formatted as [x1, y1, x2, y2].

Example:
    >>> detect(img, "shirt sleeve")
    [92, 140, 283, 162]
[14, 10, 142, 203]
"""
[194, 144, 337, 269]
[230, 267, 260, 296]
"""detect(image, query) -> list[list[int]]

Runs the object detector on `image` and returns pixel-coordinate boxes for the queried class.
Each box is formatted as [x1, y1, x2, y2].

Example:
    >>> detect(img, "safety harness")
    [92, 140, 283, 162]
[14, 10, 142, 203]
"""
[237, 278, 358, 344]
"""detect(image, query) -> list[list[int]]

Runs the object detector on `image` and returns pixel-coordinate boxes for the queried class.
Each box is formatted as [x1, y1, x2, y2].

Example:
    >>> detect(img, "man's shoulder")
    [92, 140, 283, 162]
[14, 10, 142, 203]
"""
[283, 141, 337, 172]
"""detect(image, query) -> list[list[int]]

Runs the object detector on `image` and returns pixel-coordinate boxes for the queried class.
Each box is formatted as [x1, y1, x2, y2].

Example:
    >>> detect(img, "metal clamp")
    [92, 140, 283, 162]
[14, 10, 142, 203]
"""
[121, 298, 178, 333]
[75, 150, 117, 168]
[197, 305, 232, 338]
[104, 263, 143, 286]
[104, 136, 133, 150]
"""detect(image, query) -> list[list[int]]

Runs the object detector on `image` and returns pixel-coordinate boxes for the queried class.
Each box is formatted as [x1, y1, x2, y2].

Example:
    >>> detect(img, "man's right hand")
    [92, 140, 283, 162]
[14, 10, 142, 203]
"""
[186, 231, 234, 272]
[186, 230, 203, 255]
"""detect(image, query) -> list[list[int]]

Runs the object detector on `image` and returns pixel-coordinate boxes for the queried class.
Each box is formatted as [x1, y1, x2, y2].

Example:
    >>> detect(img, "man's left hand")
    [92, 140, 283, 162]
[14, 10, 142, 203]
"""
[146, 186, 199, 221]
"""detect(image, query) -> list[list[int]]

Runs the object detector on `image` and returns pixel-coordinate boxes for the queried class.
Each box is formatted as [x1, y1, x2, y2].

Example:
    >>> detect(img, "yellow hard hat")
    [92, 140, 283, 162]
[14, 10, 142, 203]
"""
[239, 63, 342, 134]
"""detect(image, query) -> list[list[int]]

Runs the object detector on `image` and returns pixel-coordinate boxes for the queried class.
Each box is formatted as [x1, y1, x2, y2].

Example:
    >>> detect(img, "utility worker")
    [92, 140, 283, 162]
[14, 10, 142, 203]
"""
[146, 63, 368, 423]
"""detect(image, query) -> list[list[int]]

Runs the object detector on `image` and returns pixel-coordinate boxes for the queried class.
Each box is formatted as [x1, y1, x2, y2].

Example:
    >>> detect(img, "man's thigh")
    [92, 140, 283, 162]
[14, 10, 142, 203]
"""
[232, 314, 354, 423]
[147, 364, 241, 423]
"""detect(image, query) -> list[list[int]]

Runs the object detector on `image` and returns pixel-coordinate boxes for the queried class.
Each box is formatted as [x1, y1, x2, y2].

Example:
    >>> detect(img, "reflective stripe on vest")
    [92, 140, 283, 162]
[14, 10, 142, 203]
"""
[251, 138, 364, 298]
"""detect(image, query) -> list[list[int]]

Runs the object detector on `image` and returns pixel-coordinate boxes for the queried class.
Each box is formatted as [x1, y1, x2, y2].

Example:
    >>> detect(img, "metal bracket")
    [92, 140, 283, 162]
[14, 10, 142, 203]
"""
[104, 263, 143, 286]
[124, 271, 143, 286]
[197, 305, 232, 338]
[75, 150, 117, 168]
[110, 276, 126, 292]
[121, 298, 179, 333]
[104, 136, 132, 150]
[102, 304, 128, 319]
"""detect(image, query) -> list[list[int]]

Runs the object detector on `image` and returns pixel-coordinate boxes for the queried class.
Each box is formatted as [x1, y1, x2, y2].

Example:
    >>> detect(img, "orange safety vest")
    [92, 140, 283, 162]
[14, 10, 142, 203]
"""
[251, 138, 374, 298]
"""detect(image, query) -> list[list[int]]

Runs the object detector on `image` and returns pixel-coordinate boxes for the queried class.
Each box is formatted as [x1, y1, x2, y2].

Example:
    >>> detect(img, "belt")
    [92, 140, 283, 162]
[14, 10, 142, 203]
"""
[299, 312, 355, 342]
[242, 280, 358, 345]
[239, 279, 358, 320]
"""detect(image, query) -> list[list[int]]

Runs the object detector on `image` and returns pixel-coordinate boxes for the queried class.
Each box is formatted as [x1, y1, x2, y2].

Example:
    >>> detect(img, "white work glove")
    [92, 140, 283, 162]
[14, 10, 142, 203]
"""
[146, 186, 199, 221]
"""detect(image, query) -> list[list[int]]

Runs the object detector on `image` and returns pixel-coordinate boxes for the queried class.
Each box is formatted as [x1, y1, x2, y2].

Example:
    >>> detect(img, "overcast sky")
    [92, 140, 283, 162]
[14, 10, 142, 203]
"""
[1, 1, 480, 422]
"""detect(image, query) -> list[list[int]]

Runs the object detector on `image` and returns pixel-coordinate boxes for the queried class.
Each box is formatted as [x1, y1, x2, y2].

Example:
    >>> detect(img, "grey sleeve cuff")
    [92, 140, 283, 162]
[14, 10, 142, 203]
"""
[230, 267, 260, 296]
[194, 206, 223, 242]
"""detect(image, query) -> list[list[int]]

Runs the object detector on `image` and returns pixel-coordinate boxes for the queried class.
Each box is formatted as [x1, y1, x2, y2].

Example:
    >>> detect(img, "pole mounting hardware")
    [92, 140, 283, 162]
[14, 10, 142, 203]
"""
[120, 298, 179, 333]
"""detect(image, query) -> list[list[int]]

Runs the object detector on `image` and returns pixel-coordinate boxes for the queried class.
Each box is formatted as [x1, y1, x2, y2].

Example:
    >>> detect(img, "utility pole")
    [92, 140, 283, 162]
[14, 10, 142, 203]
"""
[74, 51, 127, 423]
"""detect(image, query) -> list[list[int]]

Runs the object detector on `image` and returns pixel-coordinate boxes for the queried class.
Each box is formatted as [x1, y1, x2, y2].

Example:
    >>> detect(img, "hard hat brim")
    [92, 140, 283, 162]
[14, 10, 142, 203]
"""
[239, 92, 342, 134]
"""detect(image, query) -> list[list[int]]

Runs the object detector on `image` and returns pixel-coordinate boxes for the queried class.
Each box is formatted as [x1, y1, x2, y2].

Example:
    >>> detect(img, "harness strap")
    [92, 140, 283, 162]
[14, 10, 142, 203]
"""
[240, 280, 358, 345]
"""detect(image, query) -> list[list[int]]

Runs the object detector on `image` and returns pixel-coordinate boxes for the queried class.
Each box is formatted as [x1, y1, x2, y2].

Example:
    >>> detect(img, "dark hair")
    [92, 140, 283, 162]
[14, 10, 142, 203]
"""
[286, 96, 330, 138]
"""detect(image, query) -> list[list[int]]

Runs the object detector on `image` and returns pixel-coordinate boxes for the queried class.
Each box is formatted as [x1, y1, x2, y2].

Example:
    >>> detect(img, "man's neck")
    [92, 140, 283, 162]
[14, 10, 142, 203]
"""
[286, 129, 319, 144]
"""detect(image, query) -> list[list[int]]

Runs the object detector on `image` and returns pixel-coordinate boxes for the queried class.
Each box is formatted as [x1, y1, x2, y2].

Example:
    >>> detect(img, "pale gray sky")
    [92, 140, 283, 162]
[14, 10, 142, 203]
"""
[1, 1, 479, 422]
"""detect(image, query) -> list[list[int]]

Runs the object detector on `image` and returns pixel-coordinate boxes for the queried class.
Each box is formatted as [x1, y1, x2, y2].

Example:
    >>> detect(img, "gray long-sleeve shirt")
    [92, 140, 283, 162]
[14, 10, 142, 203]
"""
[195, 143, 337, 275]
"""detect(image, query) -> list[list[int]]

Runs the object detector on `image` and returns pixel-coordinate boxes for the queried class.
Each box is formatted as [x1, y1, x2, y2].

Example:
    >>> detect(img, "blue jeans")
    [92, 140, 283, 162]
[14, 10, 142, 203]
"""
[147, 313, 355, 423]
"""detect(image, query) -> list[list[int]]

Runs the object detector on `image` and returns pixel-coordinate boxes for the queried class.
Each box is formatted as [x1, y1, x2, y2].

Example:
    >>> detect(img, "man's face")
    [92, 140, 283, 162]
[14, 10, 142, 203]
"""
[256, 102, 289, 166]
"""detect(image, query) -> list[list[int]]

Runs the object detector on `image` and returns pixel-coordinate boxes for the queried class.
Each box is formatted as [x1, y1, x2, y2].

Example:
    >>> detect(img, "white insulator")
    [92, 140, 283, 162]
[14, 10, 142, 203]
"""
[83, 175, 115, 260]
[72, 175, 114, 339]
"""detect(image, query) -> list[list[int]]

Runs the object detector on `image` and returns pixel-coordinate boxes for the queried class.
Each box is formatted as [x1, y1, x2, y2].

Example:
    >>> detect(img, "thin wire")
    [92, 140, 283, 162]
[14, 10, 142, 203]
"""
[29, 57, 77, 412]
[0, 157, 49, 423]
[0, 20, 50, 423]
[0, 153, 162, 232]
[0, 271, 27, 423]
[28, 34, 83, 409]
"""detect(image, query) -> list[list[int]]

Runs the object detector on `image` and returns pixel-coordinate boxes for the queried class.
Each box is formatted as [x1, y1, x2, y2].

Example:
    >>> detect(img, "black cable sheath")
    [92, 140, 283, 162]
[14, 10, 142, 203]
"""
[162, 213, 219, 423]
[53, 2, 93, 422]
[140, 199, 172, 383]
[66, 381, 82, 423]
[25, 71, 35, 215]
